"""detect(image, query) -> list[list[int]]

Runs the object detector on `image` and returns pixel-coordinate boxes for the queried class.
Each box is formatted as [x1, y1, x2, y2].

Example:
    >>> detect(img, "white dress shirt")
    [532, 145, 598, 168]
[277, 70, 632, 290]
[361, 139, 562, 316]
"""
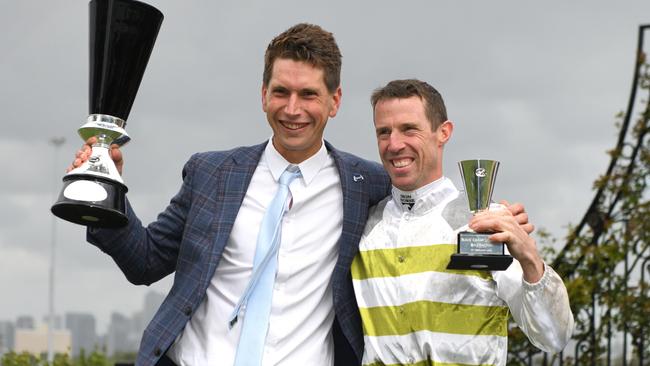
[168, 139, 343, 365]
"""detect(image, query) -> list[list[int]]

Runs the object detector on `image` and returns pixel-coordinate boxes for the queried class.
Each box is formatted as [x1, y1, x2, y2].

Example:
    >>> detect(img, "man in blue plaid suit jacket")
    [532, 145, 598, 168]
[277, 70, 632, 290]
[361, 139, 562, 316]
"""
[74, 24, 391, 365]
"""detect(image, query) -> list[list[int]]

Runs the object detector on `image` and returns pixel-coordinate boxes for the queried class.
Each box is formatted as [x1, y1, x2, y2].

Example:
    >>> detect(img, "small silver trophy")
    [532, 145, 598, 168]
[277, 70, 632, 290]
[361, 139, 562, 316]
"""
[446, 159, 513, 271]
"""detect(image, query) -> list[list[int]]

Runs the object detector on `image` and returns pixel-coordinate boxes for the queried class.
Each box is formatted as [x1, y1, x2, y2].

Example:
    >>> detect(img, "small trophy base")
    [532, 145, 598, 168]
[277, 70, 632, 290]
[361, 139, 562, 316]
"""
[447, 253, 513, 271]
[446, 231, 513, 271]
[51, 175, 128, 228]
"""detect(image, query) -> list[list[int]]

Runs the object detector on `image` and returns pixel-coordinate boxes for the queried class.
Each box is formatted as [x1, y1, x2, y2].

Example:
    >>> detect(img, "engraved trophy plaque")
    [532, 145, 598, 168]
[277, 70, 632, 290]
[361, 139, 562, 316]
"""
[51, 0, 163, 228]
[446, 159, 513, 271]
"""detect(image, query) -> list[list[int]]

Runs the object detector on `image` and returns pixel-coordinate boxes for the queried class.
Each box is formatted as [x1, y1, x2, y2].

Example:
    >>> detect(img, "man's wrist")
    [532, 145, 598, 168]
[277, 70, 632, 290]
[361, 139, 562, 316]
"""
[520, 254, 545, 284]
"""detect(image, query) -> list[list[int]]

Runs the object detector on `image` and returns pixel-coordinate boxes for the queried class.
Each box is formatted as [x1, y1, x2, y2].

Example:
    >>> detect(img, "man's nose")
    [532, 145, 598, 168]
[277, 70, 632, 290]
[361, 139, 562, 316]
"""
[285, 94, 300, 115]
[387, 132, 405, 152]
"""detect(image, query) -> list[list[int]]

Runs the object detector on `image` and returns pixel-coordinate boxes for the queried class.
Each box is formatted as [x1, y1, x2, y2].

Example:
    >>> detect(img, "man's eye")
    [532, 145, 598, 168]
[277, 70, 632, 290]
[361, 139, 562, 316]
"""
[377, 130, 390, 137]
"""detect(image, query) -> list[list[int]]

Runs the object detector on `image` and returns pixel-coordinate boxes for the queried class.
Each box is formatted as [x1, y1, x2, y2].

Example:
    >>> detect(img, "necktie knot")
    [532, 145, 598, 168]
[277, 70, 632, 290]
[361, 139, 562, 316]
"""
[279, 165, 301, 187]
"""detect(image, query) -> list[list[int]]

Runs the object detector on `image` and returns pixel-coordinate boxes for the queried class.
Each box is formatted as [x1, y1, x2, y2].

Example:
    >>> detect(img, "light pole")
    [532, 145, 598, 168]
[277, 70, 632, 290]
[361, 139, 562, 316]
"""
[48, 136, 65, 363]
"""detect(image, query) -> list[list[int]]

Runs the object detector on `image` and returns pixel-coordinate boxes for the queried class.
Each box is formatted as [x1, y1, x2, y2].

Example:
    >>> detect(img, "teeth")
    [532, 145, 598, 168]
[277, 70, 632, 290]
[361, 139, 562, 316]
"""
[282, 122, 305, 130]
[393, 159, 412, 168]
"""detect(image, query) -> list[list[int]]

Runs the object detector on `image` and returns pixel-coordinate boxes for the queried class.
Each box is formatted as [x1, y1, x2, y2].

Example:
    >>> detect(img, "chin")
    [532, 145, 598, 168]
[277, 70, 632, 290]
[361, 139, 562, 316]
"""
[392, 180, 413, 191]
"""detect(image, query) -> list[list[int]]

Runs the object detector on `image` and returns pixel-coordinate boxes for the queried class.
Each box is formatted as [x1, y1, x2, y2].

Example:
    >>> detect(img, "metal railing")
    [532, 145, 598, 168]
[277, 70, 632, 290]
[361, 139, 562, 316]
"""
[508, 24, 650, 365]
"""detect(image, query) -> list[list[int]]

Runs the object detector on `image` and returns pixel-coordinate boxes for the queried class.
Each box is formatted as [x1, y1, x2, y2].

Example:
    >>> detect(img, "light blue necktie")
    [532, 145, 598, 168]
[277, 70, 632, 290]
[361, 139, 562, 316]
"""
[230, 165, 301, 366]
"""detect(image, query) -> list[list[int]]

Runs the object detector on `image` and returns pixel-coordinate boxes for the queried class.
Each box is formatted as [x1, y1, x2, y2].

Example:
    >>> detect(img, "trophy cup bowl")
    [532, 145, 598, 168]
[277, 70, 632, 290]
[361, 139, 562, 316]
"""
[51, 0, 163, 228]
[446, 159, 513, 271]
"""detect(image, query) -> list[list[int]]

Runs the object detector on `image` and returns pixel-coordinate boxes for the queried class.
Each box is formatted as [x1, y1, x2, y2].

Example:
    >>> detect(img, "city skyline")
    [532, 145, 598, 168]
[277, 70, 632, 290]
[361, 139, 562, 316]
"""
[0, 290, 165, 357]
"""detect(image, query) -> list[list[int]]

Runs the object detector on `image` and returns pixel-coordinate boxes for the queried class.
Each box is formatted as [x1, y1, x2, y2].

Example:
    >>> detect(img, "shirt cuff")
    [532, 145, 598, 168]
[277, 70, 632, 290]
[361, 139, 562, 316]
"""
[522, 261, 551, 291]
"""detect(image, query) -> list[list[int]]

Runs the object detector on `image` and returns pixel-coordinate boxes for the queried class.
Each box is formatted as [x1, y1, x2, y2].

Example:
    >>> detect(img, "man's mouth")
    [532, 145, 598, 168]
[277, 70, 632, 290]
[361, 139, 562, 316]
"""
[391, 158, 413, 168]
[280, 121, 308, 130]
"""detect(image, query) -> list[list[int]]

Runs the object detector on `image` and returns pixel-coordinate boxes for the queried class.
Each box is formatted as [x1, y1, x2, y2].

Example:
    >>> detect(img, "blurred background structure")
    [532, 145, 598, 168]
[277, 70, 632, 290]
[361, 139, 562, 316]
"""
[508, 25, 650, 365]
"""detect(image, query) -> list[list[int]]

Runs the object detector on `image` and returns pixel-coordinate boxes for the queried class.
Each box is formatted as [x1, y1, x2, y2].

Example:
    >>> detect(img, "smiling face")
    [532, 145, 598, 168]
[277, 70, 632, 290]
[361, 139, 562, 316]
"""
[262, 58, 341, 163]
[374, 96, 453, 191]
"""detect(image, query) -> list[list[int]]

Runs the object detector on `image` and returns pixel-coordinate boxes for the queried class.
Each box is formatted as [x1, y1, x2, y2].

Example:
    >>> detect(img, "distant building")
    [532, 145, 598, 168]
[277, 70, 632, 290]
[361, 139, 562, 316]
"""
[132, 291, 165, 339]
[65, 312, 97, 357]
[106, 312, 137, 355]
[15, 316, 35, 330]
[142, 291, 165, 323]
[42, 314, 63, 330]
[104, 291, 165, 356]
[0, 321, 15, 355]
[14, 325, 71, 355]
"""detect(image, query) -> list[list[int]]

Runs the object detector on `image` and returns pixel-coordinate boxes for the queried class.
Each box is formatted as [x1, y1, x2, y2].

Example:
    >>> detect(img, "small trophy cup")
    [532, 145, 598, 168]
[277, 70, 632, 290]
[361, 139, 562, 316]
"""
[51, 0, 163, 228]
[446, 159, 513, 271]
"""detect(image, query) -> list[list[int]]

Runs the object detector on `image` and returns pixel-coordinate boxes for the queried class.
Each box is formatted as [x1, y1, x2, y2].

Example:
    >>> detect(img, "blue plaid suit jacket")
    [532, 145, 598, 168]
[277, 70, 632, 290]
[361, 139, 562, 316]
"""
[87, 140, 390, 365]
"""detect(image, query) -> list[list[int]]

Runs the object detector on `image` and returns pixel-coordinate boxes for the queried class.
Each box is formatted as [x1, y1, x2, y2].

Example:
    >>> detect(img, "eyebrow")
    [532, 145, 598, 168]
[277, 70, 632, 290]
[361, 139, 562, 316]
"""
[299, 88, 319, 95]
[401, 122, 420, 129]
[270, 85, 289, 93]
[375, 126, 391, 134]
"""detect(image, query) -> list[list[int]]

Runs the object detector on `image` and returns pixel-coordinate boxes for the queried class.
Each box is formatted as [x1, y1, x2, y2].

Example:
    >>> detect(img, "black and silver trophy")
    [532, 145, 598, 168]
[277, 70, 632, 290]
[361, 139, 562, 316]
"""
[447, 159, 513, 271]
[51, 0, 163, 228]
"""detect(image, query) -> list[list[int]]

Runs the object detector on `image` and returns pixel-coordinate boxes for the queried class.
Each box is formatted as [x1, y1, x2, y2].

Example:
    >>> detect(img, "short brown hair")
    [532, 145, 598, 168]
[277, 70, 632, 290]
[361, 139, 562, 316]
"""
[371, 79, 448, 129]
[263, 23, 342, 93]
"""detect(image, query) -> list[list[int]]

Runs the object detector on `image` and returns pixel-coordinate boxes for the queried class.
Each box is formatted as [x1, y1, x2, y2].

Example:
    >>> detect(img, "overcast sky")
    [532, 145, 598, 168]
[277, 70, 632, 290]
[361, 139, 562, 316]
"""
[1, 1, 649, 334]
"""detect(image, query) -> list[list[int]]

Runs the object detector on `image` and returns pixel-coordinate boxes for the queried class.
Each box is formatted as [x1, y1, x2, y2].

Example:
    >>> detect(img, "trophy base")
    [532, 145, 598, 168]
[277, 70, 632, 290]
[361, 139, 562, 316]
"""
[446, 254, 513, 271]
[51, 174, 128, 228]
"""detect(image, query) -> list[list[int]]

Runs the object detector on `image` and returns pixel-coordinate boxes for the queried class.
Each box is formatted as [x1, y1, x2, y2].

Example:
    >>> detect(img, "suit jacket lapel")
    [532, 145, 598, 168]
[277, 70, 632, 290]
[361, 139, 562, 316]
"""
[325, 141, 370, 295]
[200, 142, 267, 287]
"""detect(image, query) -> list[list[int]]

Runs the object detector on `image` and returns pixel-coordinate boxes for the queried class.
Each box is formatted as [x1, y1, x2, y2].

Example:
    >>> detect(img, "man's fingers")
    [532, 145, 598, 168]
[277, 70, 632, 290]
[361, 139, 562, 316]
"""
[67, 157, 82, 173]
[489, 232, 510, 243]
[109, 144, 124, 175]
[75, 148, 90, 160]
[471, 210, 513, 229]
[520, 223, 535, 235]
[473, 214, 533, 235]
[514, 211, 529, 225]
[498, 201, 535, 234]
[513, 211, 535, 234]
[67, 140, 96, 173]
[110, 145, 122, 160]
[470, 215, 510, 233]
[64, 137, 126, 175]
[505, 202, 525, 216]
[473, 209, 511, 219]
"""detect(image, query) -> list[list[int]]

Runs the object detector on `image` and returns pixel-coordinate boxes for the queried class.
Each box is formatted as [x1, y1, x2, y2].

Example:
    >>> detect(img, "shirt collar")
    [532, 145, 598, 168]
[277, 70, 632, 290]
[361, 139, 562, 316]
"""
[391, 177, 458, 214]
[264, 137, 330, 185]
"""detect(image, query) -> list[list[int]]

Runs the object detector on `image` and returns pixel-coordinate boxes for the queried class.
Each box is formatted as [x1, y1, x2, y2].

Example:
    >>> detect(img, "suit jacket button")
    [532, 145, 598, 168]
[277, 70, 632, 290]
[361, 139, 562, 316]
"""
[184, 306, 192, 316]
[154, 348, 162, 356]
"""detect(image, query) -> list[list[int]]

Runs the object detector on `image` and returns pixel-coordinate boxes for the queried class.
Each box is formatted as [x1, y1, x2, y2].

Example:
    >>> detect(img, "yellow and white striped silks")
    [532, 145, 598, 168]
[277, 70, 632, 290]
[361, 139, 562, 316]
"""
[351, 177, 574, 366]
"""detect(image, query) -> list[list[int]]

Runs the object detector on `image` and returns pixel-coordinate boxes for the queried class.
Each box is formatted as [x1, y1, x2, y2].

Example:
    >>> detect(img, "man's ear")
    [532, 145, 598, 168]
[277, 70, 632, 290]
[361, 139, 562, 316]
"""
[328, 87, 342, 118]
[438, 120, 454, 145]
[261, 84, 268, 112]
